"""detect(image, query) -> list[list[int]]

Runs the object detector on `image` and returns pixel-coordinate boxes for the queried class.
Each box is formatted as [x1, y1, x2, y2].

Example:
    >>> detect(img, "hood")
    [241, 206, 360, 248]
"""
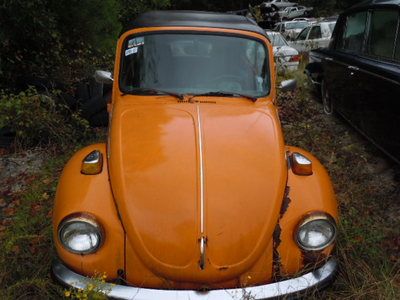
[109, 97, 287, 285]
[273, 45, 299, 56]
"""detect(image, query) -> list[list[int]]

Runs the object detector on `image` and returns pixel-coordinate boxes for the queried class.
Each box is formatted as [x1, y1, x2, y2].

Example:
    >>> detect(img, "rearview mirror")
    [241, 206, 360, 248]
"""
[94, 70, 113, 84]
[279, 79, 297, 92]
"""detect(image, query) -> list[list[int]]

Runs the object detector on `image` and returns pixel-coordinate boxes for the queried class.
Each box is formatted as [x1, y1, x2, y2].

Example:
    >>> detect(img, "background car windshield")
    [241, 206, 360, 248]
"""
[120, 33, 270, 97]
[267, 33, 287, 47]
[286, 21, 308, 29]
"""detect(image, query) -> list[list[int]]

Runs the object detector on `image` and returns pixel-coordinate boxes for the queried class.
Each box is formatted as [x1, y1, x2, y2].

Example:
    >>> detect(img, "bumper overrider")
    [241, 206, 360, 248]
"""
[52, 258, 338, 300]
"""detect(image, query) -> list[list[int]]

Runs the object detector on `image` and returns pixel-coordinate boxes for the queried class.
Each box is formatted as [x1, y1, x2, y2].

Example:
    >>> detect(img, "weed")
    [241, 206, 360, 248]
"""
[0, 88, 91, 150]
[63, 272, 111, 300]
[0, 132, 106, 299]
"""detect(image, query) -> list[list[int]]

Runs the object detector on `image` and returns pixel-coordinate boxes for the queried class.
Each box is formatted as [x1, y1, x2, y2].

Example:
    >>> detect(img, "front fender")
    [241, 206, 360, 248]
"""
[277, 146, 338, 276]
[53, 143, 125, 280]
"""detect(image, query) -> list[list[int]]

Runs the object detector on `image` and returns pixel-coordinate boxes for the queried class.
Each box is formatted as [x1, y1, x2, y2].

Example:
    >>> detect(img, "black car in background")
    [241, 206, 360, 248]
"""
[306, 0, 400, 164]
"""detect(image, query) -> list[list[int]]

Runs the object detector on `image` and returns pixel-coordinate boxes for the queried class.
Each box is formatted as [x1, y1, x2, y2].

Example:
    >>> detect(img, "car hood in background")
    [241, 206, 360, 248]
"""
[273, 45, 299, 57]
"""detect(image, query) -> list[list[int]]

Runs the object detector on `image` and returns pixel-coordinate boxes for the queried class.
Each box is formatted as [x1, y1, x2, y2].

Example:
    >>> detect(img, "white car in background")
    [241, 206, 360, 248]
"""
[266, 30, 300, 73]
[263, 0, 298, 9]
[279, 6, 313, 19]
[289, 21, 337, 52]
[274, 20, 310, 40]
[293, 17, 317, 23]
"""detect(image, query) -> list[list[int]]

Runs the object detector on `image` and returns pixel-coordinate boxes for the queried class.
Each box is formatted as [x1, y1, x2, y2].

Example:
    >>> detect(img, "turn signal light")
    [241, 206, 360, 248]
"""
[291, 152, 313, 176]
[290, 55, 301, 62]
[81, 150, 103, 175]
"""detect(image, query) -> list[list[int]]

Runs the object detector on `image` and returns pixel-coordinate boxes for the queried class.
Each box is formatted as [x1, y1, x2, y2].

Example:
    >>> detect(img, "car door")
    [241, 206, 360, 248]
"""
[290, 7, 299, 19]
[294, 7, 304, 18]
[324, 10, 368, 122]
[306, 25, 323, 51]
[291, 26, 311, 52]
[355, 8, 400, 162]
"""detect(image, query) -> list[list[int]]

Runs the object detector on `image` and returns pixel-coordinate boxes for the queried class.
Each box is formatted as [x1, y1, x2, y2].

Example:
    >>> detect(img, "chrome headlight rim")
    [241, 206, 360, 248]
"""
[295, 212, 337, 252]
[58, 213, 104, 255]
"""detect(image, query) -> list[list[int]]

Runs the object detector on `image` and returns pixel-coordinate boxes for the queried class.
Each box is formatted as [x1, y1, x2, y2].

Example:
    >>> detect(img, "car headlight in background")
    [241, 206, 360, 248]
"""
[295, 212, 337, 251]
[58, 214, 103, 254]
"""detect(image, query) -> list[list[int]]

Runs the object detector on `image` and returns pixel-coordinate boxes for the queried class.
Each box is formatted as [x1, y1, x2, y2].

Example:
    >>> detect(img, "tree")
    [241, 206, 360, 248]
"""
[0, 0, 121, 89]
[119, 0, 170, 28]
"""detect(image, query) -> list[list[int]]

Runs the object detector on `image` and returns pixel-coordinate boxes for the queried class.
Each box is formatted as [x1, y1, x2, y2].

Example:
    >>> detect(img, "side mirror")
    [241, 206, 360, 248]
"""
[279, 79, 297, 92]
[94, 70, 113, 84]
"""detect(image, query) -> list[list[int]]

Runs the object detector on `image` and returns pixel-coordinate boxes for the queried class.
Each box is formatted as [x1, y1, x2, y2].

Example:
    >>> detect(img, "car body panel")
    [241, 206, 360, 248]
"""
[274, 21, 310, 40]
[267, 31, 300, 72]
[52, 144, 125, 280]
[290, 22, 336, 52]
[264, 0, 298, 9]
[273, 45, 300, 71]
[279, 6, 313, 19]
[109, 95, 287, 286]
[279, 146, 338, 275]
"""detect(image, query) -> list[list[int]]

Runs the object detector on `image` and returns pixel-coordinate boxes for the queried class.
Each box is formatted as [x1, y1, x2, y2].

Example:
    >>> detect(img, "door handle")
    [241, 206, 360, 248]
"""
[348, 65, 359, 71]
[324, 57, 333, 62]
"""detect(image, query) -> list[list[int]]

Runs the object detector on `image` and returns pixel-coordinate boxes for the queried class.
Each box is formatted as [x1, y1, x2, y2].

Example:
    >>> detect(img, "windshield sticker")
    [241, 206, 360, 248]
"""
[128, 37, 144, 48]
[125, 47, 138, 56]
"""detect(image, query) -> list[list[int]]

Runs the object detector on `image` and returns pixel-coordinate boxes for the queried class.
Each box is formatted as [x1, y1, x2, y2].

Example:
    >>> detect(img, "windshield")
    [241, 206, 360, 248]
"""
[120, 33, 270, 98]
[267, 33, 288, 47]
[286, 21, 309, 29]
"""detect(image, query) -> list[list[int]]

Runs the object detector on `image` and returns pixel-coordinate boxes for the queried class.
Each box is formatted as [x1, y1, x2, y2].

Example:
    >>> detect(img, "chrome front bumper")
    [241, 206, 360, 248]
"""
[52, 258, 337, 300]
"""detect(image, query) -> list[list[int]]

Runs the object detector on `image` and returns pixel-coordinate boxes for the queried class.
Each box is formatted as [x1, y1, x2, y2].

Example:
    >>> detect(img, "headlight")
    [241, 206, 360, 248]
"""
[295, 212, 337, 251]
[58, 214, 103, 254]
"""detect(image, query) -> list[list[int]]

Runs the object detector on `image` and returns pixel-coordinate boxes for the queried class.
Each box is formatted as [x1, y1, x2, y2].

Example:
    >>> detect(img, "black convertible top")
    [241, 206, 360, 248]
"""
[120, 11, 267, 38]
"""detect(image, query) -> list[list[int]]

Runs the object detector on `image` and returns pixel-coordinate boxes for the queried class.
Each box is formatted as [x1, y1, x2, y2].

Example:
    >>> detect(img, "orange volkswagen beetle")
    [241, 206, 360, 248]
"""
[52, 11, 338, 299]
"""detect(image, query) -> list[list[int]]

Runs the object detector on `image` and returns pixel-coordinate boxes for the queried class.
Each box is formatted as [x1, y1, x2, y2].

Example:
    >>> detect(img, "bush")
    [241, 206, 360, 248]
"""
[0, 88, 91, 149]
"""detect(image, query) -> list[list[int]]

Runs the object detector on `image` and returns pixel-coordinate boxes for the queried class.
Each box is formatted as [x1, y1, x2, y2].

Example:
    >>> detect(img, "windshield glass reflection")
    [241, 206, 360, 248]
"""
[120, 33, 270, 98]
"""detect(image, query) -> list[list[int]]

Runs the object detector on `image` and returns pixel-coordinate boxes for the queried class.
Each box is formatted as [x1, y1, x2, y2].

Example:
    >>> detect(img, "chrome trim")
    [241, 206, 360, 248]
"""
[325, 55, 400, 86]
[292, 152, 312, 166]
[52, 258, 338, 300]
[83, 150, 102, 164]
[58, 214, 104, 255]
[347, 65, 359, 71]
[199, 235, 207, 270]
[81, 150, 103, 175]
[295, 212, 337, 252]
[196, 104, 205, 234]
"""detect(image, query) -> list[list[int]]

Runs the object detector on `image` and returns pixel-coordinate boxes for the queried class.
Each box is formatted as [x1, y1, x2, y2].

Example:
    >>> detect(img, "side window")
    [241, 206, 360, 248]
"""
[309, 26, 322, 40]
[337, 11, 367, 53]
[366, 9, 399, 60]
[297, 27, 311, 40]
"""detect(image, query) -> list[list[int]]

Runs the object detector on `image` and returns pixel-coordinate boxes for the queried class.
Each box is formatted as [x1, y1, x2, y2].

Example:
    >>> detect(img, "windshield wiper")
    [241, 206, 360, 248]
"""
[188, 91, 258, 102]
[123, 87, 184, 100]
